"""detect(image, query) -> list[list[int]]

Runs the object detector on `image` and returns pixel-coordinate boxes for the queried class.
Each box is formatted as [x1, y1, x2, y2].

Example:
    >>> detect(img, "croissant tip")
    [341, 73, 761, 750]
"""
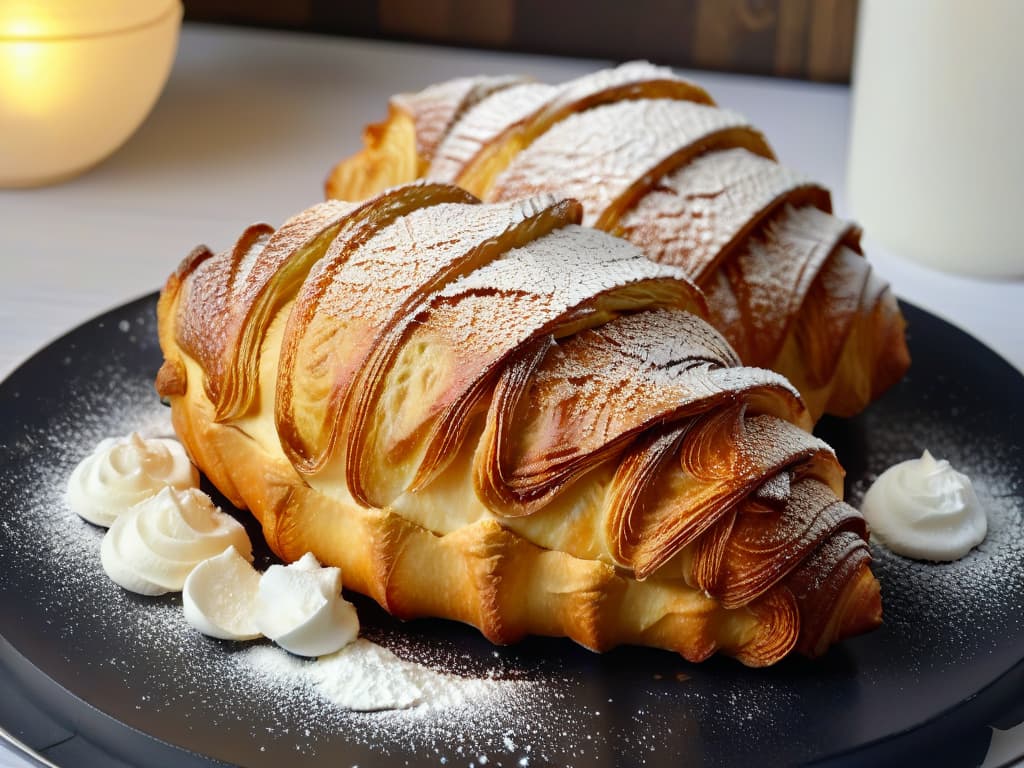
[155, 358, 187, 399]
[838, 566, 884, 640]
[808, 565, 882, 658]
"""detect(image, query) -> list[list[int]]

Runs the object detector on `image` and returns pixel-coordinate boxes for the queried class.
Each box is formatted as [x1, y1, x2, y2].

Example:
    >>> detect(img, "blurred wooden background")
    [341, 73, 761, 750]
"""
[184, 0, 859, 82]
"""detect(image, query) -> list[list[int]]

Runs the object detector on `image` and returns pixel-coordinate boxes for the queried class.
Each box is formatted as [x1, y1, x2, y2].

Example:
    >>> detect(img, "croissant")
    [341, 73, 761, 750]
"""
[325, 62, 910, 421]
[155, 183, 882, 666]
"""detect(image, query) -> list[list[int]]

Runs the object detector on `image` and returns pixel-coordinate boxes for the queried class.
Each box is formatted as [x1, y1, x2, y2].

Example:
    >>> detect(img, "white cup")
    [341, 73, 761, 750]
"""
[847, 0, 1024, 278]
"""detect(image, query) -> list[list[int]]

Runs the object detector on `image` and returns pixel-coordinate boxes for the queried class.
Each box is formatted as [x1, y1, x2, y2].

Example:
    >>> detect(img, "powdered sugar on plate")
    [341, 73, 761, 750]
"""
[241, 639, 519, 713]
[841, 410, 1024, 676]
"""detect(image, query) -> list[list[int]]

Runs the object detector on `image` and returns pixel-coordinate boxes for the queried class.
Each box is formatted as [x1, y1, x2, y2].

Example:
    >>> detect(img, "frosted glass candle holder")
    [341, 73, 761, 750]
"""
[0, 0, 182, 187]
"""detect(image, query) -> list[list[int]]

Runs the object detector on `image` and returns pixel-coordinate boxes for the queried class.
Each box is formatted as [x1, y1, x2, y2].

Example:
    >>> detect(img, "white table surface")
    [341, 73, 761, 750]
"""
[0, 22, 1021, 768]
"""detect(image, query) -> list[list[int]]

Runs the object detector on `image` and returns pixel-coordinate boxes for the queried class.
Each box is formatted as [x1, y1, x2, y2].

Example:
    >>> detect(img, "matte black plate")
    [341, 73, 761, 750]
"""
[1, 295, 1022, 768]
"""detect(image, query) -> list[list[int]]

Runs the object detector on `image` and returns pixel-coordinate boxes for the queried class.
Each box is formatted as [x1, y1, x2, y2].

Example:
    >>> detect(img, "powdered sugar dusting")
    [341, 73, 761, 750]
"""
[616, 147, 817, 279]
[843, 410, 1024, 676]
[718, 205, 852, 366]
[2, 395, 551, 762]
[488, 100, 753, 227]
[391, 74, 529, 162]
[0, 357, 215, 715]
[235, 638, 539, 731]
[545, 60, 693, 111]
[490, 308, 804, 501]
[428, 82, 557, 184]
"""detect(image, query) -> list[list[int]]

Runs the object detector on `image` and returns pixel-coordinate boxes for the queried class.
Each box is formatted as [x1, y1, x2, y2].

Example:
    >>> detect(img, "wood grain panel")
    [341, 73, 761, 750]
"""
[186, 0, 313, 28]
[183, 0, 858, 82]
[807, 0, 858, 81]
[379, 0, 514, 46]
[510, 1, 698, 69]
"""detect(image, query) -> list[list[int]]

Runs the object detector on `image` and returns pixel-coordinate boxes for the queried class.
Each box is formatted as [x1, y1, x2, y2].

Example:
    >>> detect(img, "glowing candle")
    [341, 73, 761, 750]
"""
[0, 0, 182, 187]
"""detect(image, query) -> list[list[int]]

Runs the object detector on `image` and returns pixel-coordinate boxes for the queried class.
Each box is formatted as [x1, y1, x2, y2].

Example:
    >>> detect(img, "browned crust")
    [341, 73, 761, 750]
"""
[342, 225, 703, 508]
[606, 408, 844, 580]
[488, 101, 774, 230]
[158, 187, 882, 665]
[323, 63, 911, 420]
[475, 310, 808, 519]
[611, 148, 832, 282]
[272, 183, 480, 474]
[784, 532, 882, 656]
[165, 362, 797, 665]
[174, 204, 363, 423]
[699, 479, 867, 609]
[431, 61, 715, 196]
[325, 75, 528, 201]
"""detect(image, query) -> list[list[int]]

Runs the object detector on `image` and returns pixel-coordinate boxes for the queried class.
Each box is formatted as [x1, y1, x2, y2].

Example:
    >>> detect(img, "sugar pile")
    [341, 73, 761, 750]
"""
[241, 639, 519, 713]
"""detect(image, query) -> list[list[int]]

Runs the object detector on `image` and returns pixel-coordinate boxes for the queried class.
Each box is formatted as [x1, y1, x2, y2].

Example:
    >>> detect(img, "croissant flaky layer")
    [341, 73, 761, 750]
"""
[325, 61, 910, 420]
[157, 184, 881, 666]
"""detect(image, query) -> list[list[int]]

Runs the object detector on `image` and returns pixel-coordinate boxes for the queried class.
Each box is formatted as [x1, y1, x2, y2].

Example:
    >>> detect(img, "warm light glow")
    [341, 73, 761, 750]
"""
[0, 40, 72, 115]
[0, 0, 182, 187]
[2, 18, 48, 39]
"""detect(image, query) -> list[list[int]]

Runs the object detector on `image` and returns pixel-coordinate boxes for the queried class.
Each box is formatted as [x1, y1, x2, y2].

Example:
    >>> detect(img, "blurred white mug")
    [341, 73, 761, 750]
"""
[847, 0, 1023, 278]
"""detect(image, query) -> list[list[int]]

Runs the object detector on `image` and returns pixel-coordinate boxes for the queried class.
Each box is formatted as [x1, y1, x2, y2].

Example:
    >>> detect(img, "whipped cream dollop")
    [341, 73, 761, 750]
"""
[861, 450, 986, 562]
[253, 553, 359, 657]
[67, 433, 199, 527]
[101, 487, 253, 595]
[183, 545, 262, 641]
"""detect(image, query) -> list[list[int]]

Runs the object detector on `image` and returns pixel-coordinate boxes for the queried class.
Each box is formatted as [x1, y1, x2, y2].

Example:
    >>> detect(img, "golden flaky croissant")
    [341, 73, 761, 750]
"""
[156, 184, 881, 667]
[325, 62, 910, 421]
